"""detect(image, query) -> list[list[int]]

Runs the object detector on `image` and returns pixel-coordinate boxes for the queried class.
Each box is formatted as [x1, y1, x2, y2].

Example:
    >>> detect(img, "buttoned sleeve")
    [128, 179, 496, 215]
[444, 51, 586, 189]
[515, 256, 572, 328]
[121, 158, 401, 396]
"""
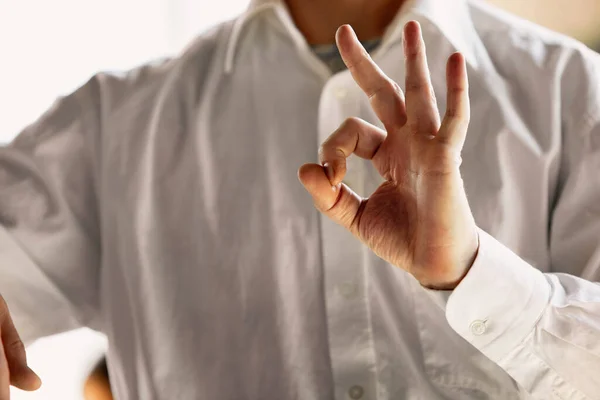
[0, 76, 105, 344]
[446, 47, 600, 399]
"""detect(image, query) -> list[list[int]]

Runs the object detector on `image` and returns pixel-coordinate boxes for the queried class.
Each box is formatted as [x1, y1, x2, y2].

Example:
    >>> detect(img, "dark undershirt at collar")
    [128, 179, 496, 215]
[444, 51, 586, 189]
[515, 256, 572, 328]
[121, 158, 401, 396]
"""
[312, 38, 382, 74]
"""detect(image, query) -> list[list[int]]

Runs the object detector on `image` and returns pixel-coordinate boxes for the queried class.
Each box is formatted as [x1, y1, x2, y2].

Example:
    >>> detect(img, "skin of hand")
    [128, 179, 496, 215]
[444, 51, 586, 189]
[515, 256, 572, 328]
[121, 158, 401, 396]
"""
[298, 21, 479, 290]
[0, 297, 42, 399]
[84, 373, 113, 400]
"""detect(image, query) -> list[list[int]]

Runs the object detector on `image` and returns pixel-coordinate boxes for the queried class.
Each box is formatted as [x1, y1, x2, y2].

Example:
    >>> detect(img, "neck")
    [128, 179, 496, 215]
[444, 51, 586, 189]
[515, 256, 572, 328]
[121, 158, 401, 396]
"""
[284, 0, 405, 45]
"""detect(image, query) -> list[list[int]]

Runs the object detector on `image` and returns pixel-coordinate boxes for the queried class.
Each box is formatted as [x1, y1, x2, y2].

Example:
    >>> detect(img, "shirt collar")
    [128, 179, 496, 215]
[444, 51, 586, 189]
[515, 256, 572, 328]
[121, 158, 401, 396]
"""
[224, 0, 479, 73]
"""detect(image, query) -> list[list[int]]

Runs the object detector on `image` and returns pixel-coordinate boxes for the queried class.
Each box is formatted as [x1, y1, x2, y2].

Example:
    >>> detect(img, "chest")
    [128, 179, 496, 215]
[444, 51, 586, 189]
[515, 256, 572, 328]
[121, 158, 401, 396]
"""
[97, 50, 562, 399]
[102, 54, 560, 278]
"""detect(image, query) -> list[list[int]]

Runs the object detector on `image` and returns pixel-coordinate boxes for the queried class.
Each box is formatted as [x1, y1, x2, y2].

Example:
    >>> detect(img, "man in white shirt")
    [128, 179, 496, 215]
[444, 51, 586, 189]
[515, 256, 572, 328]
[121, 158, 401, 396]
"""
[1, 0, 599, 399]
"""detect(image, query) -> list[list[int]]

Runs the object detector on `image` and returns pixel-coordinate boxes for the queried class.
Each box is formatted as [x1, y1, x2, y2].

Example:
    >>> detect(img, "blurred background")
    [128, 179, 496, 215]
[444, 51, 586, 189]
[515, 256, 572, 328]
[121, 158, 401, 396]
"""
[0, 0, 599, 399]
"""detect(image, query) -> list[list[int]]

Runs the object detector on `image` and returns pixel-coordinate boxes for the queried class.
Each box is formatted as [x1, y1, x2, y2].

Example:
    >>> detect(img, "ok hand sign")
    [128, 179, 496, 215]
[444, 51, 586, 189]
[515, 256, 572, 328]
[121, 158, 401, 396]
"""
[299, 21, 479, 290]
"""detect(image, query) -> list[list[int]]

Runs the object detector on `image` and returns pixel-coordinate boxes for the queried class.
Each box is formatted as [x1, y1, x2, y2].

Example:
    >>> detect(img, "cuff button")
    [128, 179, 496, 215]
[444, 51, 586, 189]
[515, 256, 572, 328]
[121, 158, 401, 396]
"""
[469, 319, 488, 336]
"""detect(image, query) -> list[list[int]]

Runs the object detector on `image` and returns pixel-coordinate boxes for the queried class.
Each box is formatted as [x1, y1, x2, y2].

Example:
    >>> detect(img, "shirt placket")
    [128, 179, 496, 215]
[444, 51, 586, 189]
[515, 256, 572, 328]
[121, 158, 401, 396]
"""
[318, 72, 378, 400]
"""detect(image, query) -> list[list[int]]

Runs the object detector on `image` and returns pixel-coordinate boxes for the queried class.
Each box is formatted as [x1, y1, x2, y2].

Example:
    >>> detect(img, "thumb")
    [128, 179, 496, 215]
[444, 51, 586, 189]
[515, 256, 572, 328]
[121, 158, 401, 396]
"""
[1, 305, 41, 391]
[9, 363, 42, 391]
[298, 163, 363, 232]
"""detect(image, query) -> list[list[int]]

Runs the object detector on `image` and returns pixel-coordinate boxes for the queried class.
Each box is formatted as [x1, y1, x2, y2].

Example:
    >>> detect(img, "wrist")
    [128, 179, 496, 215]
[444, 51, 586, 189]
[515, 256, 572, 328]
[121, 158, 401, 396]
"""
[419, 231, 480, 290]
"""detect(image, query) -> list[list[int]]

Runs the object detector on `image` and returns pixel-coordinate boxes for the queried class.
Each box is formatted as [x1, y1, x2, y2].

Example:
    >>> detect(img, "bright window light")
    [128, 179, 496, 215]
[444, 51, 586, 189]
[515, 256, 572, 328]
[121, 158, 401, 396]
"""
[0, 1, 248, 399]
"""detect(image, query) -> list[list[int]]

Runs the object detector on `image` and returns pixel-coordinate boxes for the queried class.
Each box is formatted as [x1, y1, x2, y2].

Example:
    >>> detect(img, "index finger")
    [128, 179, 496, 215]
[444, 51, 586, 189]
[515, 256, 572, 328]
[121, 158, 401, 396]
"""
[336, 25, 407, 130]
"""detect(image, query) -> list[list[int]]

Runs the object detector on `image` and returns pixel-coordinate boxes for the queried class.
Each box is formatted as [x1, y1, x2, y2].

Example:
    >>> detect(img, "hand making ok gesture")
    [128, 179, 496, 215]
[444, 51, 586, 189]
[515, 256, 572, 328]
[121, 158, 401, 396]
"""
[299, 21, 479, 289]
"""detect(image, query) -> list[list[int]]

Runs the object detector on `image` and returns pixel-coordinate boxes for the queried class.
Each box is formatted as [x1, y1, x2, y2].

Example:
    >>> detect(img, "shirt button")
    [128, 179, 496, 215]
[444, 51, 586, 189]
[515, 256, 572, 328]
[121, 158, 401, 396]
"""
[338, 282, 359, 299]
[470, 319, 487, 336]
[348, 385, 364, 399]
[334, 87, 348, 99]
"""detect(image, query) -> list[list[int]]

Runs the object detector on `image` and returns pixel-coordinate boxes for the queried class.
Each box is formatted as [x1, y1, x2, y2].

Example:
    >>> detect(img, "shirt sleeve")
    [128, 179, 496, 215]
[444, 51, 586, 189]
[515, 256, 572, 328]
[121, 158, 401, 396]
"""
[0, 77, 104, 344]
[446, 47, 600, 399]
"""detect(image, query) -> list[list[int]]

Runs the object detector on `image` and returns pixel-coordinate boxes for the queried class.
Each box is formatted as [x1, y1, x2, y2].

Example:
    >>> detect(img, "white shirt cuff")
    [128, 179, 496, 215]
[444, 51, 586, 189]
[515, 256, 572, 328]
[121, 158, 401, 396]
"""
[445, 228, 551, 362]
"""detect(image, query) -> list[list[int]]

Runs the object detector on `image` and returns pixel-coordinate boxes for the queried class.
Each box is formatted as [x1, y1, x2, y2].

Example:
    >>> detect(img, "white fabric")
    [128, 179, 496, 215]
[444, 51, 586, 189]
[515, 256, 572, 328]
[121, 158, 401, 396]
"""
[1, 0, 600, 399]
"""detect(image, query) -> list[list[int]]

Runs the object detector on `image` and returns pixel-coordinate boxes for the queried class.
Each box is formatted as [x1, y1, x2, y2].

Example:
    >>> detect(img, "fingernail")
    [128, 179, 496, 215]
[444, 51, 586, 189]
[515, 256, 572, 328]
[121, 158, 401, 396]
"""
[323, 162, 335, 183]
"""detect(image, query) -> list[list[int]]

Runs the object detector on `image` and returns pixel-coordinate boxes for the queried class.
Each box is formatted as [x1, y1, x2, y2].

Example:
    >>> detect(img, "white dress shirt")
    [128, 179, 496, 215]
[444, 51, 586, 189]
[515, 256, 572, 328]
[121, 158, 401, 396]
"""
[1, 0, 599, 399]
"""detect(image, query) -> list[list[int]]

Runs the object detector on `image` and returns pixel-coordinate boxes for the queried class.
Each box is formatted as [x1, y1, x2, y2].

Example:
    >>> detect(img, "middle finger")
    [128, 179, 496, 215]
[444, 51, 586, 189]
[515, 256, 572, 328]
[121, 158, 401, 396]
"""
[403, 21, 441, 135]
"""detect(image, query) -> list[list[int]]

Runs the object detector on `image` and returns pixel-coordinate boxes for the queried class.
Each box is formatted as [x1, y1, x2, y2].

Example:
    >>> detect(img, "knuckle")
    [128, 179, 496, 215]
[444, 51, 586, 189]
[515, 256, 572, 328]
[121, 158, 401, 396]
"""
[382, 80, 399, 97]
[381, 80, 395, 92]
[406, 46, 422, 59]
[447, 111, 470, 125]
[406, 81, 436, 101]
[341, 117, 361, 131]
[371, 80, 398, 100]
[449, 86, 465, 95]
[6, 339, 25, 356]
[444, 109, 458, 118]
[405, 81, 425, 93]
[390, 81, 403, 95]
[334, 148, 347, 161]
[320, 139, 349, 162]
